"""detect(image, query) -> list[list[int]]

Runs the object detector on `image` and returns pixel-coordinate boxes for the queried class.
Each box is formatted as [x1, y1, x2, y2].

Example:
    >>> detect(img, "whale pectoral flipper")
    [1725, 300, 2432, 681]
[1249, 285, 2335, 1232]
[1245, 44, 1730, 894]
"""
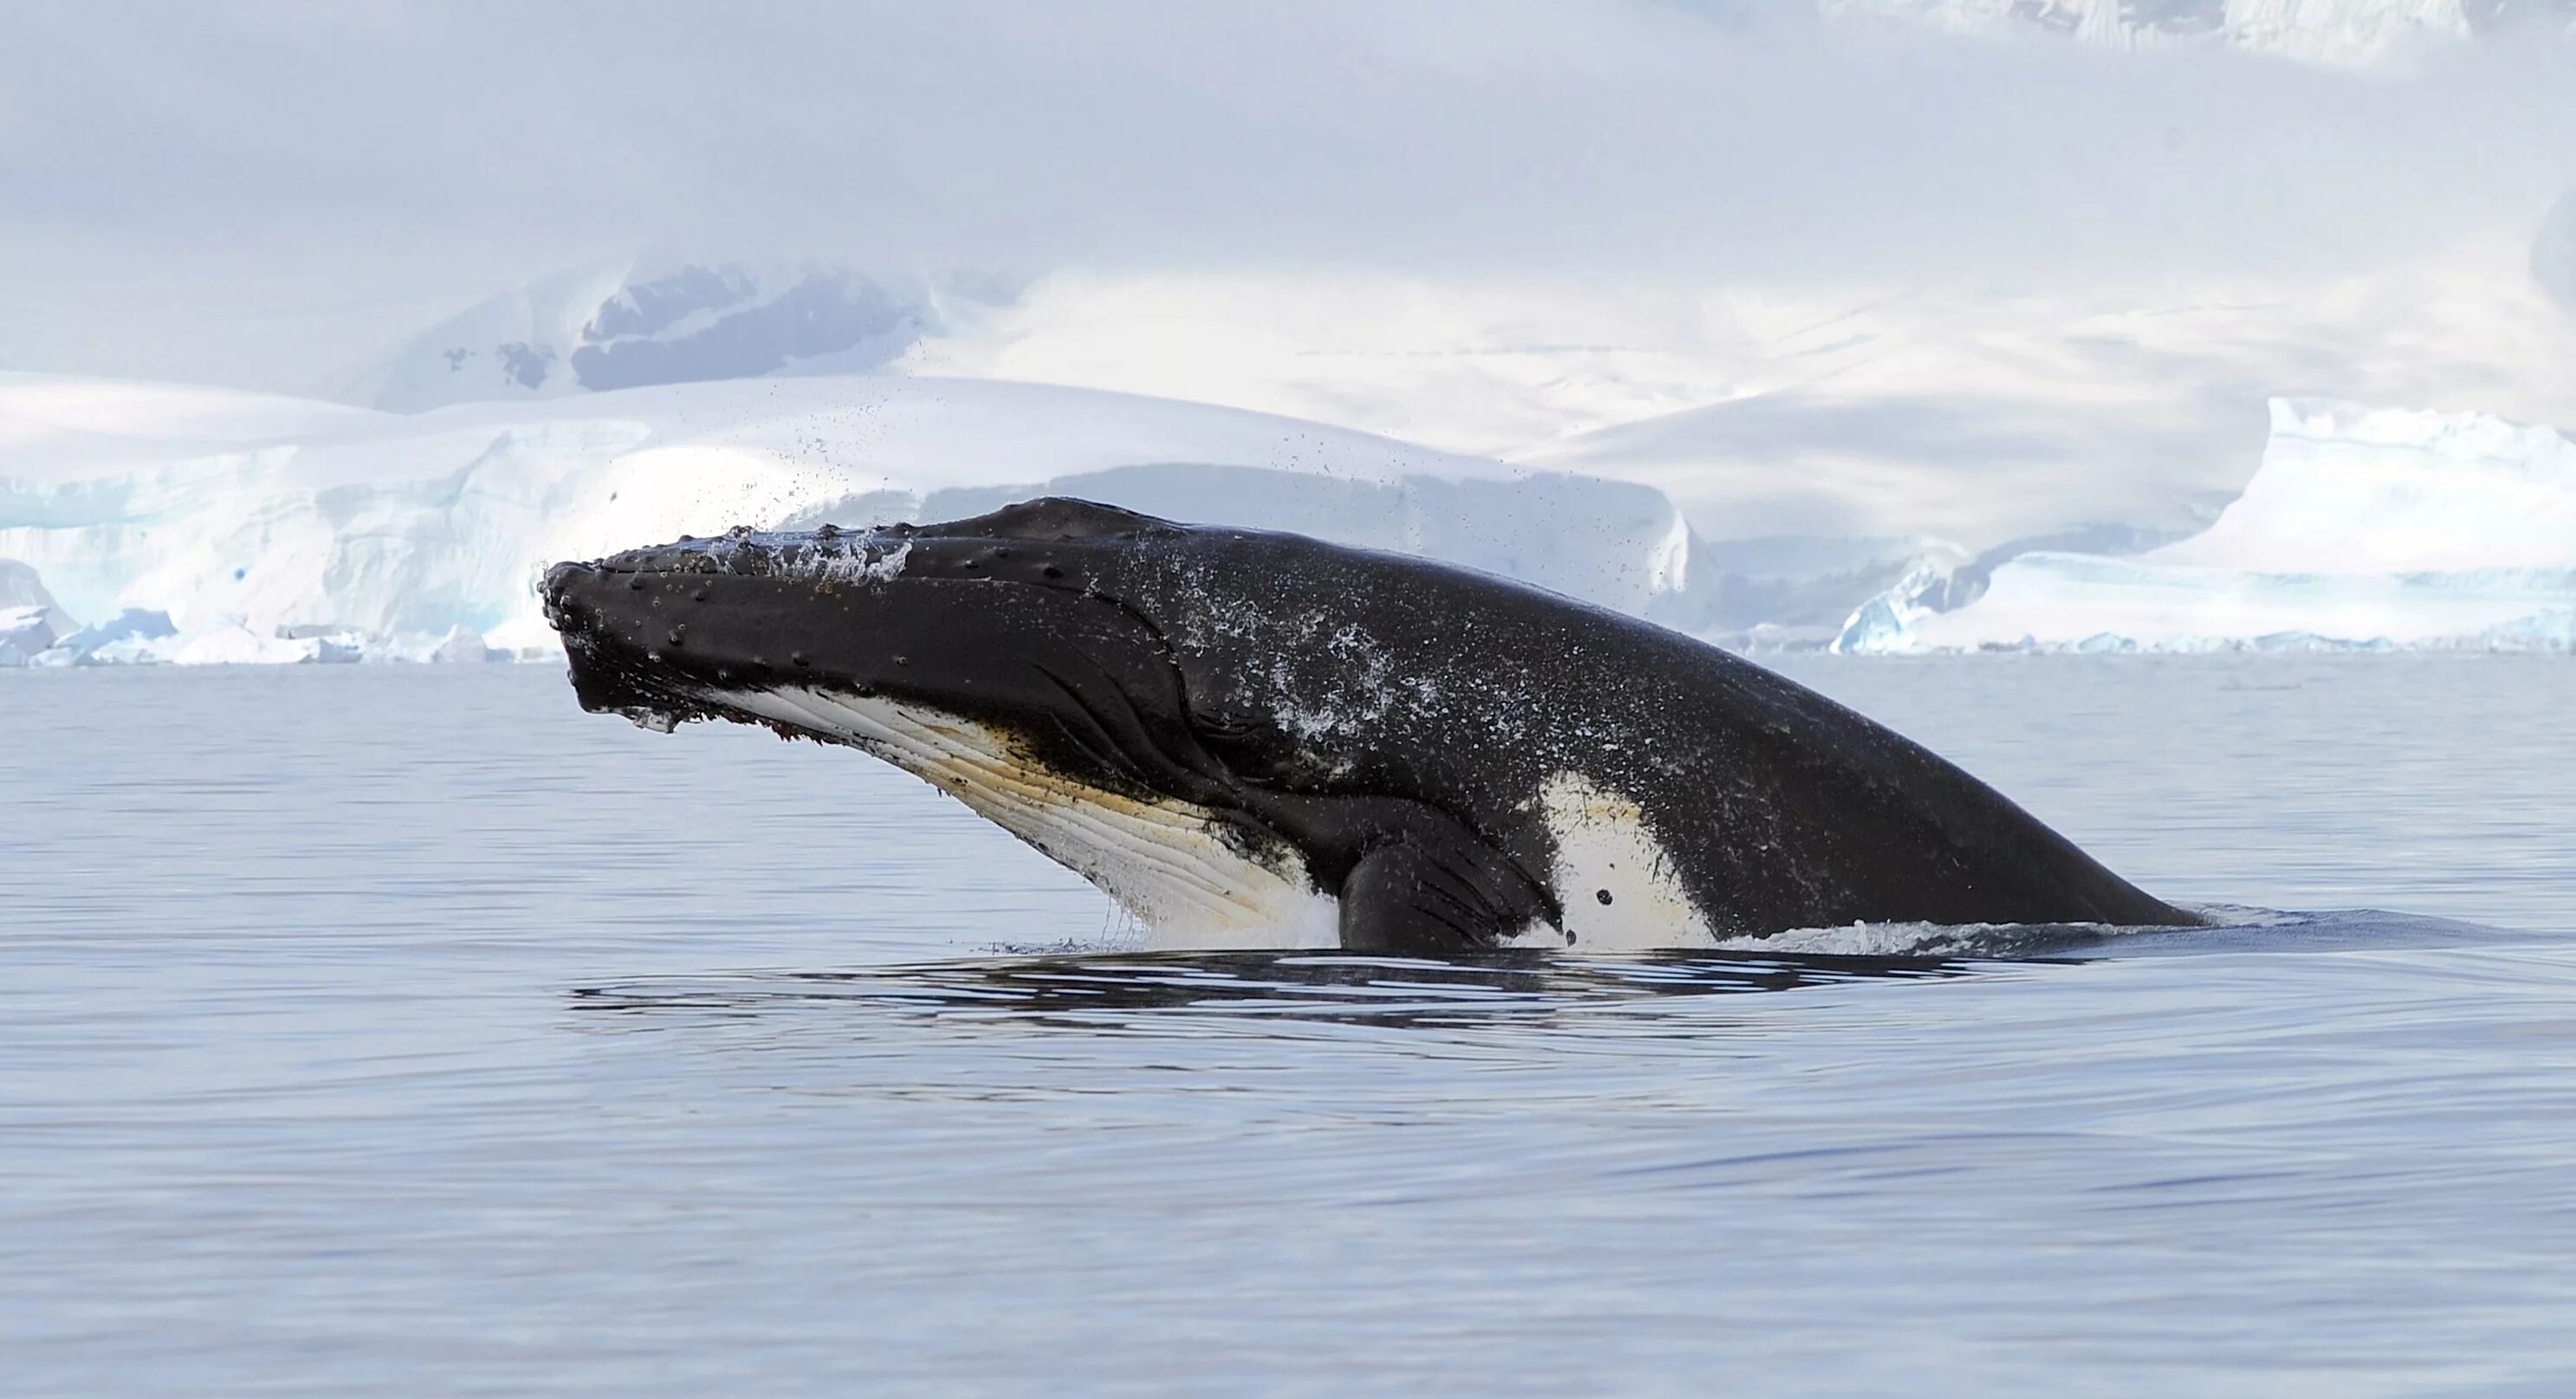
[1338, 839, 1541, 954]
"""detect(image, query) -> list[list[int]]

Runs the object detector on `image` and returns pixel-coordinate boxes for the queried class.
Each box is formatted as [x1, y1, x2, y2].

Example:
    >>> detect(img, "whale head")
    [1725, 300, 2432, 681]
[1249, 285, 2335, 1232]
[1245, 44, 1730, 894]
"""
[540, 497, 1561, 949]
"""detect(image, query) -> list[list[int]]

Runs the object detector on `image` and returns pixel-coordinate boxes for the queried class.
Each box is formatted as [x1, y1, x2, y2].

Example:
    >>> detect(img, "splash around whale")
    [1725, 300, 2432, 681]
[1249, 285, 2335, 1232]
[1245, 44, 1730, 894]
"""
[541, 498, 2194, 953]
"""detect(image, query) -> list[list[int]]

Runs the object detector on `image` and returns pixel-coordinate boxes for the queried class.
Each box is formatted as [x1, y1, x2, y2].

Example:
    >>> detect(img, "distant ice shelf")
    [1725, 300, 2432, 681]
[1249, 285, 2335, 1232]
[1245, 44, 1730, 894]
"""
[12, 372, 2566, 669]
[0, 372, 1698, 666]
[1838, 398, 2576, 653]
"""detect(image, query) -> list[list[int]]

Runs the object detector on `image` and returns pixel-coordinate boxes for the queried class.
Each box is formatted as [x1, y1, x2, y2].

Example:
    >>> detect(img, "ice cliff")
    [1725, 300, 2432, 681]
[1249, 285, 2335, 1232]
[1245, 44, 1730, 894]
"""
[1840, 398, 2576, 651]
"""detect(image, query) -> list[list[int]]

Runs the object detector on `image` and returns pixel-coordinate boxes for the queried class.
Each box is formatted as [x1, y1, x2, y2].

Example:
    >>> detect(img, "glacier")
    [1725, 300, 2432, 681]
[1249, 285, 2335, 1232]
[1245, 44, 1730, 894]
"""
[1840, 398, 2576, 652]
[0, 372, 1696, 666]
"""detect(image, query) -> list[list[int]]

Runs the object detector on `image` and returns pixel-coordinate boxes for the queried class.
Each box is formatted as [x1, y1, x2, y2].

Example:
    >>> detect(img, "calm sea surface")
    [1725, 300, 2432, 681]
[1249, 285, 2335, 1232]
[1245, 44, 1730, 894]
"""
[4, 657, 2573, 1396]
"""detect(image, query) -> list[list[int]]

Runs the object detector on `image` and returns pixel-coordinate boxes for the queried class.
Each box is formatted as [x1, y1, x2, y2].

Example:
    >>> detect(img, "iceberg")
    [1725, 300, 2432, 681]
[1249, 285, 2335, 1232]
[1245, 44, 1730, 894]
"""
[1655, 535, 1972, 652]
[0, 558, 77, 659]
[164, 624, 363, 667]
[425, 625, 510, 664]
[1841, 398, 2576, 652]
[0, 372, 1700, 664]
[0, 604, 57, 665]
[28, 607, 178, 666]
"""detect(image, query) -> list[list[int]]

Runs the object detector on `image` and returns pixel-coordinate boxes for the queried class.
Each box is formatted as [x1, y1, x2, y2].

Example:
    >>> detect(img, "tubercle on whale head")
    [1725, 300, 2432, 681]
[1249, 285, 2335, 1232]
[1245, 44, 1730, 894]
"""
[541, 497, 1187, 604]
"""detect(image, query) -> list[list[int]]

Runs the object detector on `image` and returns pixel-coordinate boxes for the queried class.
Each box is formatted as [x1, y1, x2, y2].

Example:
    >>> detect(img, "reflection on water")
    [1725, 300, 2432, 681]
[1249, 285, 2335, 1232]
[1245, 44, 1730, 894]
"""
[573, 949, 1994, 1029]
[571, 907, 2534, 1033]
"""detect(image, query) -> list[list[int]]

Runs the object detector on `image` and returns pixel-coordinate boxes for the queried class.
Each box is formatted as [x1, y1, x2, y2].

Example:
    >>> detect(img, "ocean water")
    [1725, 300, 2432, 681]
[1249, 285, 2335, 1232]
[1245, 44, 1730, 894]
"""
[4, 656, 2573, 1396]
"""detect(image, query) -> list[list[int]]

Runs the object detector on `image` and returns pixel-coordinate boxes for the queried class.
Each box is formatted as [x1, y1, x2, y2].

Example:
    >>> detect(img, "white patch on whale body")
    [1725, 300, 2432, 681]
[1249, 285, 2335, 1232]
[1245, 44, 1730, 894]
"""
[702, 684, 1342, 949]
[1537, 771, 1718, 951]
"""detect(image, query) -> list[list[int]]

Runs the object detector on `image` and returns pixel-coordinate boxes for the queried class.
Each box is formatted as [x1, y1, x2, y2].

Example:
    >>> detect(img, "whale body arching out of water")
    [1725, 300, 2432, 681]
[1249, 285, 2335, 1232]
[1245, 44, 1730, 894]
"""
[542, 498, 2193, 953]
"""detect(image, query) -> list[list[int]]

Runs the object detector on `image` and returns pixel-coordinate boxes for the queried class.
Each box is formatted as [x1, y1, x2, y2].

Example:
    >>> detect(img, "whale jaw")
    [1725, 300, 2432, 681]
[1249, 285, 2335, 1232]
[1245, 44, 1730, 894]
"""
[696, 683, 1345, 949]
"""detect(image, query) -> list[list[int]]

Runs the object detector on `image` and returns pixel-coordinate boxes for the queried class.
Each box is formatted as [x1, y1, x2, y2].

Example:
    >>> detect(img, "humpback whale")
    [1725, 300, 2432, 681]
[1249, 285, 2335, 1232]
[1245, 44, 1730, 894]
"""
[542, 499, 2191, 952]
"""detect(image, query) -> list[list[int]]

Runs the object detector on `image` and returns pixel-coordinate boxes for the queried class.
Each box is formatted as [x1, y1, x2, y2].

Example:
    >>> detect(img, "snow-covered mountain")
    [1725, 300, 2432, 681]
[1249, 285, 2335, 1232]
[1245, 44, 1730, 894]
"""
[1822, 0, 2573, 68]
[1838, 398, 2576, 651]
[339, 260, 947, 414]
[334, 193, 2576, 544]
[0, 372, 1692, 665]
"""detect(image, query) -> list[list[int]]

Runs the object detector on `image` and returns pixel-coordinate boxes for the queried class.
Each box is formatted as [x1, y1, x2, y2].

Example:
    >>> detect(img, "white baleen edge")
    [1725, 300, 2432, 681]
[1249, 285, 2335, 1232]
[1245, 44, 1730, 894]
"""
[700, 684, 1343, 949]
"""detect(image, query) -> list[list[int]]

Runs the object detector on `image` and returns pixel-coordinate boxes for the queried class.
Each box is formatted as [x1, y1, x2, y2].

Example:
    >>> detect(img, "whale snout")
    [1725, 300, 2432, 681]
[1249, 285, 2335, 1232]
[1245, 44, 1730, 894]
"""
[535, 506, 1178, 743]
[540, 559, 592, 615]
[539, 528, 945, 726]
[540, 534, 793, 643]
[539, 560, 600, 640]
[540, 558, 666, 646]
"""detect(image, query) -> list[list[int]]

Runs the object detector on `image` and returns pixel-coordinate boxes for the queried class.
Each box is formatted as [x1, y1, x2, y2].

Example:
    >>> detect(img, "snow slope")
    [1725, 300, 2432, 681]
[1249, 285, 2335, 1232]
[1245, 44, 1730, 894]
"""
[1842, 398, 2576, 651]
[0, 373, 382, 471]
[0, 373, 1689, 664]
[901, 236, 2576, 550]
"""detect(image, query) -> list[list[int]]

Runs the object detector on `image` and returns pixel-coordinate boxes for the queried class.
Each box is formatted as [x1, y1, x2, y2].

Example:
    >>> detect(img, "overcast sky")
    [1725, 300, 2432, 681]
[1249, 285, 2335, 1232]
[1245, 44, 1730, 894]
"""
[4, 0, 2570, 393]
